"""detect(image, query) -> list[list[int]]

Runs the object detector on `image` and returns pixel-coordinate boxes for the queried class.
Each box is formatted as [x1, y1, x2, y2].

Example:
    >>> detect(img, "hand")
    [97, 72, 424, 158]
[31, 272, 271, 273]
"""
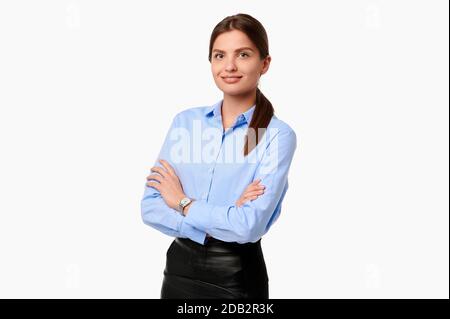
[146, 159, 186, 211]
[235, 178, 265, 207]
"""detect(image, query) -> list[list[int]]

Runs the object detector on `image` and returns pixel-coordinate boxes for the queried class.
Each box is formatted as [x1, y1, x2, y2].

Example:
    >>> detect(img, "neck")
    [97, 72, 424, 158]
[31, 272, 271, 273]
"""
[221, 90, 257, 120]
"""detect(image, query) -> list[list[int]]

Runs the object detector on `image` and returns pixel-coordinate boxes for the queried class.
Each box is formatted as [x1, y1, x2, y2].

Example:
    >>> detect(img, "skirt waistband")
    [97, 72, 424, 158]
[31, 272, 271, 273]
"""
[175, 236, 262, 253]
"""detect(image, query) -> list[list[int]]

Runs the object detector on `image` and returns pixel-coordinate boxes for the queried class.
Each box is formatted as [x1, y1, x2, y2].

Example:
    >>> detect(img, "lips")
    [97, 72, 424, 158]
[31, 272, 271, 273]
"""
[221, 76, 243, 83]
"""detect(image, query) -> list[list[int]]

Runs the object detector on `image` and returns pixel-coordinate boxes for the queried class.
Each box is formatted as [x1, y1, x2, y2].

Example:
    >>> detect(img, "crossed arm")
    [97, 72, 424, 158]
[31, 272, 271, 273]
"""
[140, 123, 297, 244]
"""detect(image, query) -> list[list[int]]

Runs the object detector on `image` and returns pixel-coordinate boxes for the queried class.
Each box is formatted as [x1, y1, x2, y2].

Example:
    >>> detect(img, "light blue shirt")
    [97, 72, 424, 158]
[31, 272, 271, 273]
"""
[141, 98, 297, 245]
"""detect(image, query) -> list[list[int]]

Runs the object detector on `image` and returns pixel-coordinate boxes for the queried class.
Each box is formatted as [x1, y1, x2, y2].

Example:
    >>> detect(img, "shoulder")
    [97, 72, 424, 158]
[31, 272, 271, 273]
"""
[267, 115, 297, 144]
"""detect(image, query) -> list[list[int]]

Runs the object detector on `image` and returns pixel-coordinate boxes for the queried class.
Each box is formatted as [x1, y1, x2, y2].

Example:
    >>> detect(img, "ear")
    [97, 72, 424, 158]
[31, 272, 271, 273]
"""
[260, 55, 271, 75]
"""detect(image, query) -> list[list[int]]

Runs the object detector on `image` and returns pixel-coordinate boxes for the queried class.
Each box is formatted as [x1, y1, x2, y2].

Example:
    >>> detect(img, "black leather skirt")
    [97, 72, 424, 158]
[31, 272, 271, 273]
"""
[160, 236, 269, 299]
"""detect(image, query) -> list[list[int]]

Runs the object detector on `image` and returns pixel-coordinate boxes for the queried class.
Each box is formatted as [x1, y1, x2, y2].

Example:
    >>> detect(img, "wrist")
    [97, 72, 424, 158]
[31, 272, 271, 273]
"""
[177, 195, 193, 215]
[182, 200, 194, 216]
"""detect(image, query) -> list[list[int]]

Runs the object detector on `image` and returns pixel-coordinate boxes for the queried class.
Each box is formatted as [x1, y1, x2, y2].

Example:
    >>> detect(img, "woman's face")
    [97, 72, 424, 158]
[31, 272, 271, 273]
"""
[211, 30, 271, 97]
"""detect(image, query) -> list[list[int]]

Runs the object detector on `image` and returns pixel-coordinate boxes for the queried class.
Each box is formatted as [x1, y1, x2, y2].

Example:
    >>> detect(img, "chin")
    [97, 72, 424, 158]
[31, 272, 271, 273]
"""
[220, 88, 248, 96]
[218, 83, 248, 93]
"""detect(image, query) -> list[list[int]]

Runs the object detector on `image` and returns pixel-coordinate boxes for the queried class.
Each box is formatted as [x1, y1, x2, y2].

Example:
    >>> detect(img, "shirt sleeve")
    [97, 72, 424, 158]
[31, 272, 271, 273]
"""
[182, 128, 298, 243]
[140, 113, 208, 245]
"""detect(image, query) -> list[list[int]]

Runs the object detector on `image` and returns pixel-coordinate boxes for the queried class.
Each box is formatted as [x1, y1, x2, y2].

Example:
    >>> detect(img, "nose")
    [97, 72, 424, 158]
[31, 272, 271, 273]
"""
[225, 59, 237, 72]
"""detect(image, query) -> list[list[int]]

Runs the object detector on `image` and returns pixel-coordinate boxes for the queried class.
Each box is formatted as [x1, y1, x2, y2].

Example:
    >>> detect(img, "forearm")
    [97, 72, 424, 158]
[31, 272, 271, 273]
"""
[141, 190, 207, 244]
[182, 199, 275, 243]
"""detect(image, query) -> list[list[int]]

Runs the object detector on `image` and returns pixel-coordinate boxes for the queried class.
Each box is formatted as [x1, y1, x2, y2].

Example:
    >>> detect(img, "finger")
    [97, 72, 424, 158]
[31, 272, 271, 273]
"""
[243, 194, 260, 201]
[244, 190, 264, 198]
[150, 166, 168, 178]
[245, 183, 261, 192]
[249, 178, 261, 186]
[246, 179, 262, 190]
[146, 181, 161, 191]
[245, 186, 265, 193]
[146, 173, 163, 181]
[159, 159, 176, 175]
[146, 174, 163, 183]
[247, 184, 265, 192]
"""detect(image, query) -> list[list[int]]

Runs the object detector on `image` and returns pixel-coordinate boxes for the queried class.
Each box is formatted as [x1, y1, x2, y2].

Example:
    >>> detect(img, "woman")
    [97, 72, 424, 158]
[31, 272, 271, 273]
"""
[141, 13, 297, 299]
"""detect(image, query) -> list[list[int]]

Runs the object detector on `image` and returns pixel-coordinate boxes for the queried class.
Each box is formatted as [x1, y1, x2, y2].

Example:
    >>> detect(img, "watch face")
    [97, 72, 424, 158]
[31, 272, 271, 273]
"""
[181, 198, 189, 206]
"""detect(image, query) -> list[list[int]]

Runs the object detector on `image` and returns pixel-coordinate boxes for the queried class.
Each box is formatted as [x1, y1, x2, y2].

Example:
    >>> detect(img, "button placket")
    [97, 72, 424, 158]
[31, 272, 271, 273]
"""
[203, 130, 223, 201]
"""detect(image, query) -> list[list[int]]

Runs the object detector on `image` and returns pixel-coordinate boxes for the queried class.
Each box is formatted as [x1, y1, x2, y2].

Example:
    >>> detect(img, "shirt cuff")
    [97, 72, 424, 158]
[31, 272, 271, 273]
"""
[183, 199, 214, 232]
[179, 215, 208, 245]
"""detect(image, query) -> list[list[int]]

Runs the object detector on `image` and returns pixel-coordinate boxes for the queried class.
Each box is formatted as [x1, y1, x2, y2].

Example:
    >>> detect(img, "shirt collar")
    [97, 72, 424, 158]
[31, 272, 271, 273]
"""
[204, 99, 256, 126]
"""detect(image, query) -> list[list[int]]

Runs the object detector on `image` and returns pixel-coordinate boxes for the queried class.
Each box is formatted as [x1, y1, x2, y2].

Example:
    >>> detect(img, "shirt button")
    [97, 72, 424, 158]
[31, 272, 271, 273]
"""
[208, 168, 213, 173]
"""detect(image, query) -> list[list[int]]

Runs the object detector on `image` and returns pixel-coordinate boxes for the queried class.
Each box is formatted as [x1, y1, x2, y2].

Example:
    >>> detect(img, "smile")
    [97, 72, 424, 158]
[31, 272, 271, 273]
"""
[221, 76, 242, 84]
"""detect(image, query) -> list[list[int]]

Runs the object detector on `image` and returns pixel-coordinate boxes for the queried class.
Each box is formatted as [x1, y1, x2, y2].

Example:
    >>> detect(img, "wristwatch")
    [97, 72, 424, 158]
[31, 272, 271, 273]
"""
[178, 197, 192, 214]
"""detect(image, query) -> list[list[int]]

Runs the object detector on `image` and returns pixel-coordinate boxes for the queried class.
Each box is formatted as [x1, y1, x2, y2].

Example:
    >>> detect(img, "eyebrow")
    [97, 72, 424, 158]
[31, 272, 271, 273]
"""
[212, 47, 254, 53]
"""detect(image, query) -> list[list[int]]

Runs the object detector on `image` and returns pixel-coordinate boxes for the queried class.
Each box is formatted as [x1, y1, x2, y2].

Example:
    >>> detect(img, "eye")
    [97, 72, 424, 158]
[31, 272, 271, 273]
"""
[213, 52, 250, 59]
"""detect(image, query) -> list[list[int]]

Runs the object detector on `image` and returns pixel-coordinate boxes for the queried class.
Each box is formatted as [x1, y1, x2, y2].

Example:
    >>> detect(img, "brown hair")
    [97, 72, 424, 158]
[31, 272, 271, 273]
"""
[208, 13, 274, 156]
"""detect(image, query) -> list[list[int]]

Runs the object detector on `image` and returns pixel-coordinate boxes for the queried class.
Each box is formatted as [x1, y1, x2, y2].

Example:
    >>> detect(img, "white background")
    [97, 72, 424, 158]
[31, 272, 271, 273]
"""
[0, 0, 448, 298]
